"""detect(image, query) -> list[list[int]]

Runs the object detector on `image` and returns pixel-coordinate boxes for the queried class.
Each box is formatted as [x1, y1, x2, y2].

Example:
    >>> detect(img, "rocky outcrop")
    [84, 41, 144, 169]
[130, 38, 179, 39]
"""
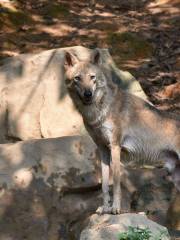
[80, 213, 170, 240]
[0, 135, 101, 240]
[0, 46, 147, 143]
[0, 135, 175, 239]
[0, 135, 100, 190]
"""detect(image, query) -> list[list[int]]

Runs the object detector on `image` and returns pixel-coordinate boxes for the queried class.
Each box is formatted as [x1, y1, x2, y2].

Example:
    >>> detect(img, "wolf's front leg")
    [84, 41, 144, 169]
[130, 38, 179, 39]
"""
[111, 145, 121, 214]
[96, 146, 111, 214]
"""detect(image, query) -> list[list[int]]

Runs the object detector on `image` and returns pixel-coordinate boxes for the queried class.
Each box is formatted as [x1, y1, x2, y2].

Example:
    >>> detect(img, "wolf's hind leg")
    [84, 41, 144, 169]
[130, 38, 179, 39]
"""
[161, 149, 180, 192]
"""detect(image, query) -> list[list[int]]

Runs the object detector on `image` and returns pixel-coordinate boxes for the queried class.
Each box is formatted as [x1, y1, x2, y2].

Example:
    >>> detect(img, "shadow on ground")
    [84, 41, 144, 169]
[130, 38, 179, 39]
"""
[0, 0, 179, 112]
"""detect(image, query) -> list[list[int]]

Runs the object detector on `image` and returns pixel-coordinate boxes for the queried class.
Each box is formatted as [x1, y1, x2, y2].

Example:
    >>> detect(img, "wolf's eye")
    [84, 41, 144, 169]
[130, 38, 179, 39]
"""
[74, 76, 81, 82]
[90, 75, 96, 82]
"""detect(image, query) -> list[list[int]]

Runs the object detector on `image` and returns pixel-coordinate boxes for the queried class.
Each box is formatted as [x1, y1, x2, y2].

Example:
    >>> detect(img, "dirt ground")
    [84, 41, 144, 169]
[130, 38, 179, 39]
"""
[0, 0, 179, 112]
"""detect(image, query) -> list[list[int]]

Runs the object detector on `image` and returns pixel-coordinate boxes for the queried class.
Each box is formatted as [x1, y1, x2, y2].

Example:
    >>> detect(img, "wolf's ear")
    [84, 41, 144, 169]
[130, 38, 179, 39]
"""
[64, 51, 78, 68]
[91, 49, 102, 65]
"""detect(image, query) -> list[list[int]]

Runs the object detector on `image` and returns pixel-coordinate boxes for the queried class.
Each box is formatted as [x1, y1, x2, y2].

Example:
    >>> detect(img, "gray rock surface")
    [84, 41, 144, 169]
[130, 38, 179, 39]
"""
[0, 135, 100, 190]
[0, 135, 101, 240]
[0, 135, 174, 239]
[80, 213, 170, 240]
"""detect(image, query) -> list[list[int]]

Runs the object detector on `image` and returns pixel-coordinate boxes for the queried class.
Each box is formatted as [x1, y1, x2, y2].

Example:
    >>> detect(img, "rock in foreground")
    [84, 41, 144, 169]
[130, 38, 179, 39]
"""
[80, 213, 170, 240]
[0, 136, 101, 239]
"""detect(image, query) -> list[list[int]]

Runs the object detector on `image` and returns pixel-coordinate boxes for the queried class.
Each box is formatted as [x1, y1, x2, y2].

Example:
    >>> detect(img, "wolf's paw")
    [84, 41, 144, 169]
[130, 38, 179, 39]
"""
[111, 202, 121, 215]
[96, 205, 111, 215]
[111, 206, 121, 215]
[120, 209, 129, 214]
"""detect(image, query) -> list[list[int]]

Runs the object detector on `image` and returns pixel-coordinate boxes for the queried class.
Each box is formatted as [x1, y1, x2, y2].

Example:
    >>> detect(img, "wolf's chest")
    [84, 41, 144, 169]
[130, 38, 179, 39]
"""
[96, 120, 114, 145]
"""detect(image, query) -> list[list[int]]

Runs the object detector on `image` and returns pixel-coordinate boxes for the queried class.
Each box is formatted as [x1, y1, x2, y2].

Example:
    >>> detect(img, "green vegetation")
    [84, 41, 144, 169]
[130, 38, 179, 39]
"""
[118, 227, 151, 240]
[118, 226, 169, 240]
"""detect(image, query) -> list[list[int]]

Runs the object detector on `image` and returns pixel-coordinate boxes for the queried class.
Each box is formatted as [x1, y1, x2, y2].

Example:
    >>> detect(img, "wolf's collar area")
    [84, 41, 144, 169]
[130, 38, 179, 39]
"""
[88, 117, 106, 129]
[86, 106, 110, 129]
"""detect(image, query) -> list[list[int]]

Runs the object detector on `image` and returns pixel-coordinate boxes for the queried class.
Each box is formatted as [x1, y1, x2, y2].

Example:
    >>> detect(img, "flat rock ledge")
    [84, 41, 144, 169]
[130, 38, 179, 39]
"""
[80, 213, 170, 240]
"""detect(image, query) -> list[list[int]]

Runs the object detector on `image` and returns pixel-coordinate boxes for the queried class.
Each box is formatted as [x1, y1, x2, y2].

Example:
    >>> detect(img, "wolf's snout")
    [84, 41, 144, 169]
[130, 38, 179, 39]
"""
[84, 89, 92, 98]
[83, 89, 93, 104]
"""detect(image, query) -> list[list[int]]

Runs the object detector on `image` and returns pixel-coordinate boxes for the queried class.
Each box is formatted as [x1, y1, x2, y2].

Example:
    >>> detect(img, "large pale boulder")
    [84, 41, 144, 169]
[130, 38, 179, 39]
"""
[80, 213, 170, 240]
[0, 46, 147, 143]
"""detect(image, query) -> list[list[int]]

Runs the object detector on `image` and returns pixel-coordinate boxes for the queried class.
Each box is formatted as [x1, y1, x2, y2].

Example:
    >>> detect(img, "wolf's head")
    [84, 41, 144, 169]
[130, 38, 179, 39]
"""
[64, 49, 106, 105]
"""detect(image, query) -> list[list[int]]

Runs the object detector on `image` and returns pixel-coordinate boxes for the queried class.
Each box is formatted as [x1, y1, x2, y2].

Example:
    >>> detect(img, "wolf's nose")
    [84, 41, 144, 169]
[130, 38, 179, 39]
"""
[84, 90, 92, 98]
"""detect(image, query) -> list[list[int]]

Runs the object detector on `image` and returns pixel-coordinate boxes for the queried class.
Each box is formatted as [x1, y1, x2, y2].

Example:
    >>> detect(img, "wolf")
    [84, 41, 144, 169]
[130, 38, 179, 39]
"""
[64, 49, 180, 214]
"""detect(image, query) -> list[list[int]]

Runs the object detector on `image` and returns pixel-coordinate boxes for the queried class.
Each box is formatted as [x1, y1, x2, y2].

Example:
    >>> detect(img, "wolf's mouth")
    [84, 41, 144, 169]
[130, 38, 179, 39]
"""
[83, 98, 93, 105]
[77, 92, 93, 105]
